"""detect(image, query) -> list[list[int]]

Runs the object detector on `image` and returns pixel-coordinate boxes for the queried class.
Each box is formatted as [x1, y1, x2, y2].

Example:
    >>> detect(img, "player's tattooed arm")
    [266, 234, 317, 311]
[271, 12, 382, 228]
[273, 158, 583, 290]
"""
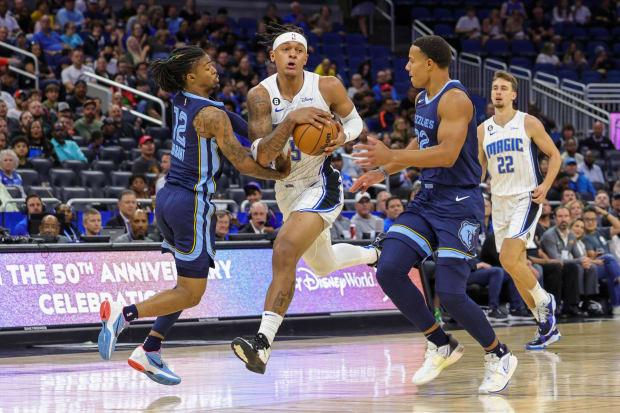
[248, 85, 332, 167]
[194, 107, 291, 180]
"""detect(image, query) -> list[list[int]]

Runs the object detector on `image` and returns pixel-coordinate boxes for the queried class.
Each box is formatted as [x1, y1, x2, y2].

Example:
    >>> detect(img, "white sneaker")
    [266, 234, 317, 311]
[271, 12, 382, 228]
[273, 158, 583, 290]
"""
[128, 345, 181, 385]
[97, 300, 128, 360]
[412, 334, 464, 385]
[478, 351, 518, 394]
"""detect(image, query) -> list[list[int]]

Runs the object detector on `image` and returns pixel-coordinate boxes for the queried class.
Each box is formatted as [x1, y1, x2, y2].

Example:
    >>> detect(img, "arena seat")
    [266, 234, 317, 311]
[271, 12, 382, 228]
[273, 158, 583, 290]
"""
[16, 169, 40, 187]
[49, 168, 78, 187]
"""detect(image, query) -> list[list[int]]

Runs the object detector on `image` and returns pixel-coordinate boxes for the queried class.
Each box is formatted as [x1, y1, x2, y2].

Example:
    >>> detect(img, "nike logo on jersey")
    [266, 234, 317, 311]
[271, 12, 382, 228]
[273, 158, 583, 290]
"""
[275, 108, 285, 112]
[489, 132, 496, 136]
[456, 196, 470, 202]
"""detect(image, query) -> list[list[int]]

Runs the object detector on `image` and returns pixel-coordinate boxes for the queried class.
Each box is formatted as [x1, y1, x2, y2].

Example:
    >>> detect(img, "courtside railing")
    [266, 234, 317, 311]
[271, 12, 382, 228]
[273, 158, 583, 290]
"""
[373, 0, 395, 53]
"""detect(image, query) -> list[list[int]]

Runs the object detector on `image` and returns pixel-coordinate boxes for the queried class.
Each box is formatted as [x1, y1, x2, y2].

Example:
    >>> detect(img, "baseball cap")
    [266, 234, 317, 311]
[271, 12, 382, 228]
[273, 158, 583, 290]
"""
[57, 102, 70, 112]
[355, 192, 371, 203]
[0, 58, 8, 68]
[103, 117, 115, 125]
[139, 135, 153, 145]
[565, 157, 577, 165]
[381, 84, 393, 92]
[14, 89, 27, 99]
[244, 181, 262, 193]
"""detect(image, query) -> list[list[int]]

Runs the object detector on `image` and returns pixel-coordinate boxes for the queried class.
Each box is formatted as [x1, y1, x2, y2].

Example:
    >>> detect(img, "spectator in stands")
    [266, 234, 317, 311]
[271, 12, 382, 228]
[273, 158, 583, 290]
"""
[55, 203, 79, 242]
[0, 131, 6, 150]
[592, 0, 617, 29]
[390, 117, 414, 147]
[27, 119, 54, 159]
[528, 7, 557, 44]
[561, 129, 584, 163]
[538, 199, 553, 232]
[10, 137, 32, 169]
[566, 199, 584, 220]
[500, 0, 527, 19]
[132, 135, 160, 175]
[561, 187, 577, 205]
[215, 210, 231, 241]
[314, 58, 335, 77]
[383, 196, 404, 232]
[536, 42, 561, 66]
[579, 150, 605, 187]
[528, 102, 556, 133]
[123, 36, 148, 66]
[129, 174, 149, 199]
[263, 3, 281, 26]
[240, 201, 269, 234]
[592, 46, 614, 73]
[580, 121, 614, 155]
[372, 71, 393, 101]
[330, 213, 352, 240]
[309, 5, 334, 36]
[562, 41, 578, 66]
[146, 88, 172, 128]
[51, 120, 87, 163]
[81, 207, 102, 237]
[0, 149, 23, 192]
[74, 99, 102, 142]
[571, 0, 591, 25]
[398, 87, 418, 118]
[13, 193, 45, 236]
[552, 0, 573, 23]
[38, 214, 71, 243]
[0, 0, 20, 33]
[88, 130, 104, 160]
[114, 209, 155, 242]
[505, 8, 527, 40]
[375, 190, 391, 219]
[352, 192, 383, 240]
[64, 80, 87, 114]
[56, 0, 83, 29]
[28, 100, 51, 134]
[481, 9, 506, 44]
[154, 152, 170, 194]
[351, 1, 375, 38]
[282, 1, 309, 32]
[32, 15, 68, 53]
[42, 84, 60, 113]
[455, 6, 481, 39]
[547, 171, 571, 201]
[106, 189, 137, 233]
[240, 181, 262, 213]
[99, 117, 120, 145]
[540, 206, 587, 316]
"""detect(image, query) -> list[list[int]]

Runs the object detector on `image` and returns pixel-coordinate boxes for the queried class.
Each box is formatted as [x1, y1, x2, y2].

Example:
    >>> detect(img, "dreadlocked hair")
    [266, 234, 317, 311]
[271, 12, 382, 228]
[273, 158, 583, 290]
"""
[150, 46, 206, 93]
[258, 22, 305, 49]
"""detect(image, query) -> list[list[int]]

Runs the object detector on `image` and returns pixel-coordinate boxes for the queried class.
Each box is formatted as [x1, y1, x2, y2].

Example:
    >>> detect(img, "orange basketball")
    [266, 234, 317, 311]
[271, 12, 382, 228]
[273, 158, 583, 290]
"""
[292, 120, 338, 156]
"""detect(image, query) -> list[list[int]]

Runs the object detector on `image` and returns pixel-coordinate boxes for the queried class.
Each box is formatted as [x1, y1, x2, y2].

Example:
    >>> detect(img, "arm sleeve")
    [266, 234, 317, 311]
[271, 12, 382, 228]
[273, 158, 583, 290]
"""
[341, 106, 363, 143]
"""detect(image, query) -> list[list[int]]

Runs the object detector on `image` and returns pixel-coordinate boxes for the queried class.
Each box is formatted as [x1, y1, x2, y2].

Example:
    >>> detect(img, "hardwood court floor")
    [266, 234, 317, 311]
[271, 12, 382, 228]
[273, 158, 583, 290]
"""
[0, 321, 619, 412]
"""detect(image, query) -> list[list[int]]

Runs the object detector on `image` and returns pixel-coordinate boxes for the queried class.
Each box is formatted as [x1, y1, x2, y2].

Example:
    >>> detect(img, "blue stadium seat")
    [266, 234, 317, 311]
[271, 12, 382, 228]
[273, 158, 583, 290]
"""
[614, 43, 620, 57]
[470, 95, 487, 125]
[71, 135, 85, 146]
[348, 57, 365, 74]
[589, 27, 611, 41]
[322, 44, 343, 59]
[118, 137, 136, 151]
[572, 27, 589, 41]
[61, 187, 89, 203]
[62, 160, 88, 175]
[110, 171, 133, 187]
[306, 32, 319, 50]
[370, 45, 390, 59]
[453, 9, 466, 20]
[345, 33, 366, 47]
[321, 32, 343, 46]
[607, 70, 620, 83]
[411, 8, 433, 21]
[152, 52, 169, 60]
[581, 70, 602, 83]
[30, 158, 53, 182]
[394, 81, 410, 97]
[434, 24, 455, 38]
[104, 186, 127, 199]
[145, 127, 171, 142]
[510, 57, 532, 69]
[346, 44, 367, 58]
[461, 39, 483, 55]
[534, 64, 558, 76]
[49, 168, 77, 187]
[587, 41, 610, 57]
[81, 170, 108, 195]
[393, 58, 409, 71]
[511, 39, 537, 57]
[477, 9, 491, 20]
[92, 160, 116, 176]
[100, 146, 125, 164]
[306, 54, 322, 70]
[372, 57, 391, 71]
[394, 69, 410, 83]
[485, 39, 510, 57]
[433, 8, 453, 23]
[612, 27, 620, 38]
[16, 169, 40, 187]
[558, 69, 579, 82]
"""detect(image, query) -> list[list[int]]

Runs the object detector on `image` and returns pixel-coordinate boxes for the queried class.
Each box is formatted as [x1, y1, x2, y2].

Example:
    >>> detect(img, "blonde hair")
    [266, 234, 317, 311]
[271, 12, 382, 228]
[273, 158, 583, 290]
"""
[493, 70, 518, 91]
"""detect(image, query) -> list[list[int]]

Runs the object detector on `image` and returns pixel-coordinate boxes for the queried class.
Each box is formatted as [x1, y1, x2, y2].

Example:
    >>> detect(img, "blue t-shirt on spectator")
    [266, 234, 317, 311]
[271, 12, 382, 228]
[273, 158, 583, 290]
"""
[56, 8, 84, 29]
[32, 30, 65, 52]
[568, 172, 596, 197]
[51, 138, 88, 163]
[282, 13, 310, 32]
[0, 170, 23, 187]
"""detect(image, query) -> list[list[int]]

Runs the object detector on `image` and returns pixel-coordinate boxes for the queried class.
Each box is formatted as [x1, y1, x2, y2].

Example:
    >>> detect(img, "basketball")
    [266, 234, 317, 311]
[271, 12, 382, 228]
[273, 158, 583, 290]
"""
[292, 120, 338, 156]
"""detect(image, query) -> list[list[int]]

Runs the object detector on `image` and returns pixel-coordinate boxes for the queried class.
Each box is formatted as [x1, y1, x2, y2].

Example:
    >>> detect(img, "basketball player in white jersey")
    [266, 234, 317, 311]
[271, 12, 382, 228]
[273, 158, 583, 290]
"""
[479, 70, 562, 349]
[231, 24, 380, 373]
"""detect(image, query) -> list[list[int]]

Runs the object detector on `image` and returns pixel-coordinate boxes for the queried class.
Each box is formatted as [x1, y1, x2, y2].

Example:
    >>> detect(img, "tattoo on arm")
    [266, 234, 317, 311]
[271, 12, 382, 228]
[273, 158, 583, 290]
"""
[271, 278, 296, 314]
[247, 86, 294, 162]
[194, 107, 284, 180]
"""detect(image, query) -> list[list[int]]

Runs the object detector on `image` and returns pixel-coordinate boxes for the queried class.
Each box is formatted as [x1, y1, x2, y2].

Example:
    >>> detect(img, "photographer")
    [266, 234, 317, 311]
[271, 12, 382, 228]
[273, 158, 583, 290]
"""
[13, 194, 44, 236]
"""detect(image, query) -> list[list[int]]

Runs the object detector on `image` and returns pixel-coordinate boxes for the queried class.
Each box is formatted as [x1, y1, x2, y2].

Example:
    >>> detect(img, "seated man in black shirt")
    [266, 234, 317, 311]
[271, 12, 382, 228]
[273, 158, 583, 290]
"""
[579, 121, 614, 156]
[132, 135, 160, 175]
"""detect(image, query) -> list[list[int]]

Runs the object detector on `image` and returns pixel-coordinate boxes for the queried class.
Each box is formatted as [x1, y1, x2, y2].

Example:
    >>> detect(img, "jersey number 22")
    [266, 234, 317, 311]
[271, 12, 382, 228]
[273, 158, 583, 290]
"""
[497, 155, 514, 174]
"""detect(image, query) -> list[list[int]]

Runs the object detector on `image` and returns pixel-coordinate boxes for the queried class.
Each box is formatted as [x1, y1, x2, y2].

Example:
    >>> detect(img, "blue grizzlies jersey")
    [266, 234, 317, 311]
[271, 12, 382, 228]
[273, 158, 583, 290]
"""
[414, 80, 481, 187]
[167, 91, 226, 194]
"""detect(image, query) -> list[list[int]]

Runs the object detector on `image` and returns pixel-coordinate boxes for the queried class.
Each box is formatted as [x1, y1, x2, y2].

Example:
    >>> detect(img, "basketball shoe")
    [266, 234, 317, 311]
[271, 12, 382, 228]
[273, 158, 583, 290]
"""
[128, 345, 181, 385]
[98, 300, 128, 360]
[368, 232, 386, 267]
[525, 327, 562, 350]
[478, 351, 518, 394]
[231, 333, 271, 374]
[412, 334, 464, 385]
[526, 293, 561, 350]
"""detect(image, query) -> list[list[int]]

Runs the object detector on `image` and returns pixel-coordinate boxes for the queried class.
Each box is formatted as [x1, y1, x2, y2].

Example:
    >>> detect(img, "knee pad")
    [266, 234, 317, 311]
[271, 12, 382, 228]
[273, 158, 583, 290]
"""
[434, 257, 472, 294]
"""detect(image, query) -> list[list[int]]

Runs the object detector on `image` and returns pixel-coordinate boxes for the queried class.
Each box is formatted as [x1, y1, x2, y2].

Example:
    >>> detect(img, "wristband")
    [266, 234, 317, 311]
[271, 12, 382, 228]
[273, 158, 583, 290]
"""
[378, 167, 389, 181]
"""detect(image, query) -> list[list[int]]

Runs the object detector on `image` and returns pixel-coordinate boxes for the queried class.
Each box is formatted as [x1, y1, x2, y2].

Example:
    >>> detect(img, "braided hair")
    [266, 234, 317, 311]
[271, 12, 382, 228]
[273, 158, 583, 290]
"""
[150, 45, 206, 93]
[259, 22, 306, 50]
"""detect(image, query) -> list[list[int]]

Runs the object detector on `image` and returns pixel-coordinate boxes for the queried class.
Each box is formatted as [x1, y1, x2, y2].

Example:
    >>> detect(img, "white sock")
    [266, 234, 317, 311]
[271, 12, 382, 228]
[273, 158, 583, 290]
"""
[258, 311, 283, 345]
[528, 307, 540, 322]
[529, 282, 550, 307]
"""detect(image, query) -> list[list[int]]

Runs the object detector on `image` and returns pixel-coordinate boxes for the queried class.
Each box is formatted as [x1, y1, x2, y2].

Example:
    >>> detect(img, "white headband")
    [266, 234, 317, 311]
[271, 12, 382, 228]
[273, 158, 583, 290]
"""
[272, 32, 307, 51]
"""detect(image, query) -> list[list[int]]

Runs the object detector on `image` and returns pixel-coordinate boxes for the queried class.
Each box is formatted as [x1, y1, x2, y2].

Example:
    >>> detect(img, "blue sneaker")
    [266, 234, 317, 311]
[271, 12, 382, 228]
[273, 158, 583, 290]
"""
[128, 346, 181, 385]
[536, 293, 557, 336]
[525, 327, 562, 350]
[98, 301, 128, 360]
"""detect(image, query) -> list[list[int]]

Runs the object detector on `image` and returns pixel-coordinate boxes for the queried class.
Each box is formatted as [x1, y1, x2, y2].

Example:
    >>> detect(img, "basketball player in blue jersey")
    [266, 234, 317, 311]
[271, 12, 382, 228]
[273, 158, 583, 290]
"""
[352, 36, 517, 393]
[480, 70, 562, 350]
[230, 24, 379, 374]
[96, 46, 291, 385]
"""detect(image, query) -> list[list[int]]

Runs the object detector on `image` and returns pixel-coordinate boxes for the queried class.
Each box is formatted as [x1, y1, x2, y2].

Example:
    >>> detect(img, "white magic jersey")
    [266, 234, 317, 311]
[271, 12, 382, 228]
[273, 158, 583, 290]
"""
[482, 111, 542, 196]
[259, 71, 331, 182]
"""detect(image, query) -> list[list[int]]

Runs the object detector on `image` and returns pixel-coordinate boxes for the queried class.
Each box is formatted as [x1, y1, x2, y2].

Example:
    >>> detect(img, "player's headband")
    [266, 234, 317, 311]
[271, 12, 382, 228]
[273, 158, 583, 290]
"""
[272, 32, 307, 51]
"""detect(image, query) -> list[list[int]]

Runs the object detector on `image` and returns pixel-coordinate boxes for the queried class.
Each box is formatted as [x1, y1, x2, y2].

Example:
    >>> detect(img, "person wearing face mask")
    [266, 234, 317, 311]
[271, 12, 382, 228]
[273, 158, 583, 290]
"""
[50, 121, 87, 163]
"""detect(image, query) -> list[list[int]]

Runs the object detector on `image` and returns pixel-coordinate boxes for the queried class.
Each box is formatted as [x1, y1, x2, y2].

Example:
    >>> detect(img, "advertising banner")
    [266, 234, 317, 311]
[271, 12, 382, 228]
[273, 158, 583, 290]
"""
[0, 249, 398, 329]
[612, 113, 620, 149]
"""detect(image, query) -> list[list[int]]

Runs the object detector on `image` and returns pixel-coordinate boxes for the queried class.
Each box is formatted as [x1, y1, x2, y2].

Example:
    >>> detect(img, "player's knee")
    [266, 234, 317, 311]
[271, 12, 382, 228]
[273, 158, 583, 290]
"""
[176, 285, 204, 308]
[437, 290, 467, 310]
[499, 248, 519, 271]
[376, 258, 407, 291]
[272, 239, 301, 271]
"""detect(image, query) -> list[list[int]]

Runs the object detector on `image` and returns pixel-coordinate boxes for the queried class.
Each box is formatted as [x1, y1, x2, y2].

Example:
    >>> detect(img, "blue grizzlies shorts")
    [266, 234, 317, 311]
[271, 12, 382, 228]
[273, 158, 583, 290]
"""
[386, 183, 484, 262]
[156, 183, 215, 278]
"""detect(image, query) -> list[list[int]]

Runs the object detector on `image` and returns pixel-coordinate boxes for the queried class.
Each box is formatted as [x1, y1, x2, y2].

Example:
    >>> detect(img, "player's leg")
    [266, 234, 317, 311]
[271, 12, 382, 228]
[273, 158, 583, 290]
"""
[376, 212, 464, 385]
[231, 211, 325, 374]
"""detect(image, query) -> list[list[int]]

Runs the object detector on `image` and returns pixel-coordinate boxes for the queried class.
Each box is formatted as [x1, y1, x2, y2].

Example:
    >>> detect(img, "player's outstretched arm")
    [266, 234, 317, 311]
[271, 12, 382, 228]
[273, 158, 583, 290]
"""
[353, 89, 471, 169]
[247, 85, 331, 167]
[477, 123, 488, 182]
[194, 106, 291, 180]
[525, 114, 561, 203]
